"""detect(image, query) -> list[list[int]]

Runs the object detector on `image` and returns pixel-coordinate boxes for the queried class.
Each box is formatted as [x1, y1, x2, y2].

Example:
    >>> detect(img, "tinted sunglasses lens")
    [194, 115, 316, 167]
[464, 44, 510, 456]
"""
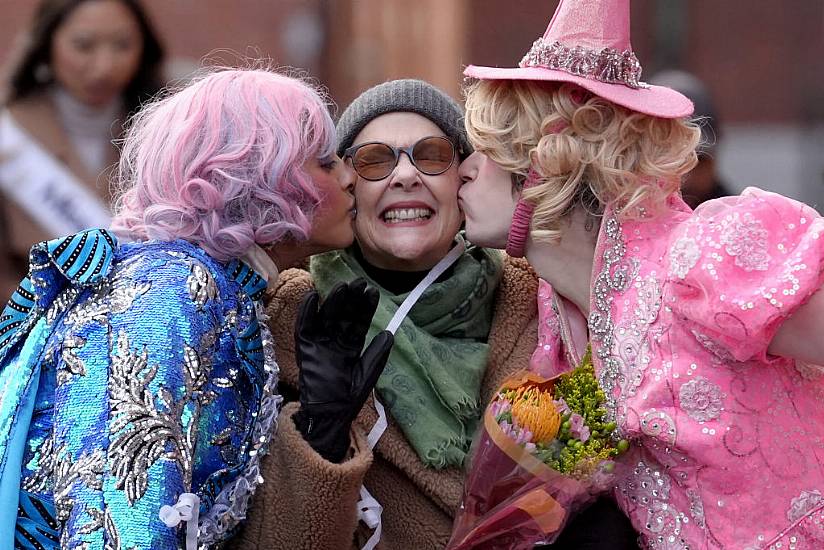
[412, 137, 455, 175]
[352, 143, 396, 180]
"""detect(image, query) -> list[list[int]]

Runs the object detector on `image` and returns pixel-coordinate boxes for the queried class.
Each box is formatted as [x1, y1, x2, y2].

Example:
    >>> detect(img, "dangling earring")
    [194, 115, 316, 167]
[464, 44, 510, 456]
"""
[34, 63, 52, 84]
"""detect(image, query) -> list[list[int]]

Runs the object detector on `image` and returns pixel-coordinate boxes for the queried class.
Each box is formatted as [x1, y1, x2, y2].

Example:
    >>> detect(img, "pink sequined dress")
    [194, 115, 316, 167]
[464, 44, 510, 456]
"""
[531, 188, 824, 549]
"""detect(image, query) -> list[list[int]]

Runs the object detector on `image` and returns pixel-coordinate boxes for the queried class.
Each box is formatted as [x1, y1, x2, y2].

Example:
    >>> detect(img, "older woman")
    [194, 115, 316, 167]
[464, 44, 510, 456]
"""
[231, 79, 635, 549]
[0, 68, 375, 550]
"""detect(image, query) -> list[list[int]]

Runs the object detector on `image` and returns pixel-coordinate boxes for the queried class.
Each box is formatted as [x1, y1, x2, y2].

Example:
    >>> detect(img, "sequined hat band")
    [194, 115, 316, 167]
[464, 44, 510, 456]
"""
[519, 38, 644, 89]
[463, 0, 694, 119]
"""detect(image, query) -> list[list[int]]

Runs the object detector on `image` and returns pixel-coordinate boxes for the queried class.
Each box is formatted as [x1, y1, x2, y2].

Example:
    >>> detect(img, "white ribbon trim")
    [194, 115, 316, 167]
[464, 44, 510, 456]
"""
[357, 482, 384, 550]
[356, 240, 464, 550]
[159, 492, 200, 550]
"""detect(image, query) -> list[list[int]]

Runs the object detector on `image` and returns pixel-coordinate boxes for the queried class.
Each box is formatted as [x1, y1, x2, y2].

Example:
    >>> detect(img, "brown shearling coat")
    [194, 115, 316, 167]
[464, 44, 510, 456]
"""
[227, 254, 539, 550]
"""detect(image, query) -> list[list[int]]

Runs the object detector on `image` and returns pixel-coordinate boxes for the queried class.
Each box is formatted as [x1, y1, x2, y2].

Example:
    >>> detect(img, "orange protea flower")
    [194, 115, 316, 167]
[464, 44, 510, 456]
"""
[509, 385, 561, 444]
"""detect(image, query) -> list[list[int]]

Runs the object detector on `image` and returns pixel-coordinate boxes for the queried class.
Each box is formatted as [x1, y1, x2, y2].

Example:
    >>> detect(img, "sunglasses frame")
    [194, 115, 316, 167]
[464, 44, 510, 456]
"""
[342, 135, 456, 181]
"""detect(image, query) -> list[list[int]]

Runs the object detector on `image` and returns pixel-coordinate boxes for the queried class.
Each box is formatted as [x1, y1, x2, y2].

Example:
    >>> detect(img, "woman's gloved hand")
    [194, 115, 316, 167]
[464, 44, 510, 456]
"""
[293, 278, 394, 463]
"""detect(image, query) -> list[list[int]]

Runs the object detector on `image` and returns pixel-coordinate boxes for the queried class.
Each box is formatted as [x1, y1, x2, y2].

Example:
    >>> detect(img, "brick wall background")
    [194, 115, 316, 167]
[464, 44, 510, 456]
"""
[1, 0, 822, 205]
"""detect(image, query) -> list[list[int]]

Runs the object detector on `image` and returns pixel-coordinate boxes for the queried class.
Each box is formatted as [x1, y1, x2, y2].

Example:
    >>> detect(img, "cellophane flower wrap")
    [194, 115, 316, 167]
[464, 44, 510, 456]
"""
[447, 348, 629, 549]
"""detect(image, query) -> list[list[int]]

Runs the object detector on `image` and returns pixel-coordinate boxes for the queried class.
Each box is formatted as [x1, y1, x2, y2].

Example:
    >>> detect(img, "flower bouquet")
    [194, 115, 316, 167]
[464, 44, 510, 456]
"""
[447, 348, 629, 549]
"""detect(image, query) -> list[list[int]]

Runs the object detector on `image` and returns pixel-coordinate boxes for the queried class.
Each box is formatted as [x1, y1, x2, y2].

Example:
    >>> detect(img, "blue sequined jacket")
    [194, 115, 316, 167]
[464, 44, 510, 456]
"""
[0, 229, 281, 549]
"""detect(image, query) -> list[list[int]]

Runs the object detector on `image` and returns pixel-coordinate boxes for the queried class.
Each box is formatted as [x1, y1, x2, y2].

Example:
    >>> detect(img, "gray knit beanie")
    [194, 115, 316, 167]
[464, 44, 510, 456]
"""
[336, 79, 472, 159]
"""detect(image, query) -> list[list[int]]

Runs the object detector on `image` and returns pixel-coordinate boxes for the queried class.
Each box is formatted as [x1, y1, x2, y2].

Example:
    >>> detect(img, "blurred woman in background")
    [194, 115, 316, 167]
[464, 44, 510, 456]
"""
[0, 0, 164, 298]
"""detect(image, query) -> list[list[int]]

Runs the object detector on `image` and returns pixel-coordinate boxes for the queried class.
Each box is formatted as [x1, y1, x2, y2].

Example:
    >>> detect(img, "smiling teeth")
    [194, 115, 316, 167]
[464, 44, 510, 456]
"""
[383, 208, 433, 222]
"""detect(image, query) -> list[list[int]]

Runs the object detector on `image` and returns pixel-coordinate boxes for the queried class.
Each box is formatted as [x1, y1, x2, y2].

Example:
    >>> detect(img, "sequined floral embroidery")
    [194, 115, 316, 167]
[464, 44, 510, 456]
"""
[589, 216, 640, 426]
[45, 287, 81, 325]
[787, 490, 824, 522]
[641, 410, 677, 445]
[77, 506, 123, 550]
[187, 262, 218, 309]
[22, 436, 56, 493]
[620, 460, 689, 550]
[108, 328, 215, 504]
[669, 237, 701, 279]
[686, 489, 706, 529]
[689, 330, 736, 365]
[64, 279, 151, 329]
[618, 277, 660, 386]
[720, 212, 769, 272]
[53, 447, 105, 522]
[795, 361, 824, 381]
[610, 276, 662, 432]
[678, 376, 724, 422]
[57, 334, 87, 385]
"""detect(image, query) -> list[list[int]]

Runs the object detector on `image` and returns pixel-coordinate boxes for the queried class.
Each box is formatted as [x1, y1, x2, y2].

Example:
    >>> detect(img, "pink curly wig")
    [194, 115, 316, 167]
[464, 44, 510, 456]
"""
[111, 68, 336, 261]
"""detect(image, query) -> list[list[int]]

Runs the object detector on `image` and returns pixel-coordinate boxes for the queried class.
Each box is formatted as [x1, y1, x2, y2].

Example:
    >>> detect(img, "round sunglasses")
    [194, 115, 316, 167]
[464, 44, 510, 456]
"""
[343, 136, 456, 181]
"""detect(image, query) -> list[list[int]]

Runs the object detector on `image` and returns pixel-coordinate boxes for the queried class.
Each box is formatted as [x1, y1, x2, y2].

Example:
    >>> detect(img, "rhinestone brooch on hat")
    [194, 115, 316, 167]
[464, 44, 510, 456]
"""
[519, 38, 646, 89]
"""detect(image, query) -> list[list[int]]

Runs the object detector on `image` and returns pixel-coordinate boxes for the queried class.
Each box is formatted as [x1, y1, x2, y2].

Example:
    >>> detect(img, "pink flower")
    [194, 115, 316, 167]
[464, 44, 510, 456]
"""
[491, 399, 512, 418]
[569, 413, 591, 442]
[554, 398, 570, 415]
[515, 427, 534, 445]
[499, 419, 535, 446]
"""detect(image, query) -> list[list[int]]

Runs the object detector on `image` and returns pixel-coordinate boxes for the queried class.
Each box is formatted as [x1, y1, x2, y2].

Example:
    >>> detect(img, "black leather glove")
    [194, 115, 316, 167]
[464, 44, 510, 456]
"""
[293, 278, 394, 463]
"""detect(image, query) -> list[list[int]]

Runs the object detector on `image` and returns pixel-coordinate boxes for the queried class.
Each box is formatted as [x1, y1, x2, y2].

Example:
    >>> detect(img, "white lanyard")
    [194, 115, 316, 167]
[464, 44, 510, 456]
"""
[356, 239, 465, 550]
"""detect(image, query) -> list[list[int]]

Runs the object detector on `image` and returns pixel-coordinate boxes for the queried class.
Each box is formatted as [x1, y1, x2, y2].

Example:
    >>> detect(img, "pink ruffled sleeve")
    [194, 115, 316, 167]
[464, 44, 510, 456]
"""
[665, 187, 824, 362]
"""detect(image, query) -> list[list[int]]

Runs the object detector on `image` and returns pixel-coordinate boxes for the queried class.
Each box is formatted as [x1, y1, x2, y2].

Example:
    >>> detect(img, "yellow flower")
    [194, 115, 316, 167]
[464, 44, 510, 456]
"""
[510, 385, 561, 444]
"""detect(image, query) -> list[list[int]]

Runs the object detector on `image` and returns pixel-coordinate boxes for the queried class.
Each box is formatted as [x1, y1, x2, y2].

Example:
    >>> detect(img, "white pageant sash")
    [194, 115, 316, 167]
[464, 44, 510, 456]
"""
[0, 110, 111, 238]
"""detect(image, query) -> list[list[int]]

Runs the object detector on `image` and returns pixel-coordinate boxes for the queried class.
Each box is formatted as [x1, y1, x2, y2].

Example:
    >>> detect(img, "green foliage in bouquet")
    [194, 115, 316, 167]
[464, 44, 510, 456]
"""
[492, 346, 629, 478]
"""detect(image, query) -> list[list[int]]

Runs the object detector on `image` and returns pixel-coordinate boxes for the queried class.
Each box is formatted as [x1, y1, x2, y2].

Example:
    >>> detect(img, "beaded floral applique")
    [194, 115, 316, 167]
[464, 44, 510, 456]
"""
[788, 490, 824, 523]
[589, 217, 640, 427]
[678, 376, 724, 423]
[669, 237, 701, 279]
[719, 212, 769, 272]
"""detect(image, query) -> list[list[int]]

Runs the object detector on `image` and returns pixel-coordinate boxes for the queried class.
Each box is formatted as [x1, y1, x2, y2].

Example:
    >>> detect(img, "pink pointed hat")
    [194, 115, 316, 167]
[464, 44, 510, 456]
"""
[464, 0, 693, 118]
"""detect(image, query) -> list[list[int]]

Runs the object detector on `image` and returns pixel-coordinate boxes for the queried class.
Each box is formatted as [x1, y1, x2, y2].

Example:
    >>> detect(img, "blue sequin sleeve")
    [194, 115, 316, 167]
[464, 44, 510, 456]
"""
[3, 232, 279, 549]
[52, 253, 222, 549]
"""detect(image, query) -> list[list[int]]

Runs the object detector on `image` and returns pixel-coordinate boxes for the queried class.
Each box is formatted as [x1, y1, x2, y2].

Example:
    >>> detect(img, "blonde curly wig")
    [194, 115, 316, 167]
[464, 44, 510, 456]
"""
[463, 79, 700, 243]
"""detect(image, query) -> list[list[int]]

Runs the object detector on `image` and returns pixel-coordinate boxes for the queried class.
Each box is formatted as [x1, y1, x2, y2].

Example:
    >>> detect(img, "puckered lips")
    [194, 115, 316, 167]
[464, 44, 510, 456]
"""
[379, 200, 435, 227]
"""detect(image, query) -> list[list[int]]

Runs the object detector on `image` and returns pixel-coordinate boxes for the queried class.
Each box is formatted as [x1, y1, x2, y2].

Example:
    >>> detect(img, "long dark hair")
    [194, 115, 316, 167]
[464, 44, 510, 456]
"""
[5, 0, 164, 115]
